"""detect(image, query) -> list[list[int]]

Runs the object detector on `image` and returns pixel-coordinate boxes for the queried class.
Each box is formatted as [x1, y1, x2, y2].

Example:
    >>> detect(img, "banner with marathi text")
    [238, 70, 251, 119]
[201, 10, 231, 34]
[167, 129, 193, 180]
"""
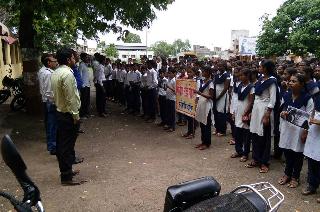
[176, 79, 197, 118]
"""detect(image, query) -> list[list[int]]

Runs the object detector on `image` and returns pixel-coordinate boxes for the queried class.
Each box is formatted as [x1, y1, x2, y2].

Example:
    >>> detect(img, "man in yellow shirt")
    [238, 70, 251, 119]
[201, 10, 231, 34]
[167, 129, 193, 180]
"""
[51, 48, 86, 186]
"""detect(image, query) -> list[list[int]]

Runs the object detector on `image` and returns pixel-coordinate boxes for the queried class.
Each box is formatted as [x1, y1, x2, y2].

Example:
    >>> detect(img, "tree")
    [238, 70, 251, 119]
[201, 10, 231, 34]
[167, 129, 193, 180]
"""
[97, 41, 107, 49]
[256, 0, 320, 58]
[151, 41, 174, 58]
[172, 39, 191, 54]
[123, 32, 142, 43]
[0, 0, 174, 114]
[104, 43, 119, 58]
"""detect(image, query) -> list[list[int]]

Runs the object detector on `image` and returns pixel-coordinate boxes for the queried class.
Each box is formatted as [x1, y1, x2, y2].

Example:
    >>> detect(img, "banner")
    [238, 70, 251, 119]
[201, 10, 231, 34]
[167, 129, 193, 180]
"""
[239, 37, 257, 56]
[285, 106, 310, 130]
[176, 79, 197, 118]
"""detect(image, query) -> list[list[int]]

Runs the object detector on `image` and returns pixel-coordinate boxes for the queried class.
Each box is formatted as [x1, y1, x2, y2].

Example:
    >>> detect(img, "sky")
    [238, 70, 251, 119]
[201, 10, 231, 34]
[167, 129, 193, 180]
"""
[87, 0, 285, 50]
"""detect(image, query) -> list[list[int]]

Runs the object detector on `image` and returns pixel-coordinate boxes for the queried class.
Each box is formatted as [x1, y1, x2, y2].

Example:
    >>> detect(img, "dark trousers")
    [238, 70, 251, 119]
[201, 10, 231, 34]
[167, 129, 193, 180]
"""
[80, 87, 90, 117]
[235, 127, 251, 157]
[307, 157, 320, 189]
[146, 88, 157, 119]
[177, 112, 186, 122]
[125, 85, 131, 109]
[56, 112, 79, 181]
[227, 112, 236, 139]
[43, 102, 57, 152]
[104, 80, 112, 98]
[119, 82, 125, 105]
[111, 79, 117, 99]
[251, 125, 272, 166]
[200, 111, 212, 147]
[273, 133, 283, 159]
[95, 83, 106, 115]
[214, 111, 227, 134]
[158, 95, 167, 123]
[132, 85, 141, 113]
[141, 89, 148, 115]
[283, 149, 304, 179]
[165, 99, 176, 130]
[187, 115, 197, 135]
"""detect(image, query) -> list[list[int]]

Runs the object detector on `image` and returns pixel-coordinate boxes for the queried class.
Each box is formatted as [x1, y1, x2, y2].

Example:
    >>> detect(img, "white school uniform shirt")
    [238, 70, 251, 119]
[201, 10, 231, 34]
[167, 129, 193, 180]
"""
[304, 111, 320, 161]
[95, 64, 106, 86]
[234, 85, 254, 129]
[158, 77, 168, 96]
[112, 68, 117, 80]
[250, 77, 277, 136]
[141, 73, 147, 88]
[166, 77, 176, 101]
[116, 68, 122, 81]
[146, 68, 158, 89]
[230, 81, 241, 114]
[38, 67, 54, 103]
[195, 80, 215, 125]
[215, 71, 230, 113]
[79, 62, 90, 88]
[104, 64, 113, 81]
[279, 98, 314, 153]
[119, 69, 127, 83]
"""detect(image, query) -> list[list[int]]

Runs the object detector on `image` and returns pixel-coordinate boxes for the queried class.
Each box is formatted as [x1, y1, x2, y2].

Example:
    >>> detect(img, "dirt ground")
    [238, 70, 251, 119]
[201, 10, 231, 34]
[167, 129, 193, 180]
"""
[0, 101, 319, 212]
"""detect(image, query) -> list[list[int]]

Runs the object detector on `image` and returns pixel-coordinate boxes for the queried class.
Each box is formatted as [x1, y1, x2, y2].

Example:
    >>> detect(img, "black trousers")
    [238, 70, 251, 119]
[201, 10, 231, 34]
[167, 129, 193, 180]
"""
[125, 85, 131, 109]
[146, 88, 157, 119]
[56, 112, 79, 181]
[200, 111, 212, 147]
[251, 125, 272, 166]
[132, 85, 141, 113]
[165, 99, 176, 129]
[158, 95, 167, 123]
[187, 115, 197, 135]
[119, 82, 125, 105]
[235, 127, 251, 157]
[307, 157, 320, 189]
[214, 111, 227, 134]
[95, 83, 106, 115]
[283, 149, 304, 179]
[80, 87, 90, 117]
[141, 89, 148, 116]
[227, 112, 236, 139]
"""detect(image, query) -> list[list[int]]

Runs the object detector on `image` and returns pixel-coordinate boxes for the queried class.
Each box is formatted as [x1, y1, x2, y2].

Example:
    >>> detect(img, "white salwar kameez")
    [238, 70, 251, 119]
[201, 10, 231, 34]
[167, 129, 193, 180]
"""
[195, 81, 215, 125]
[304, 111, 320, 161]
[279, 99, 314, 152]
[250, 80, 277, 136]
[235, 86, 254, 130]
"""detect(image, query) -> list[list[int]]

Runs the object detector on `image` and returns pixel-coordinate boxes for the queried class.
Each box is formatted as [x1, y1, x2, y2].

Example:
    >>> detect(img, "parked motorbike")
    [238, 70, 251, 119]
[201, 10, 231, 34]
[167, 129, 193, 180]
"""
[0, 76, 26, 111]
[0, 135, 44, 212]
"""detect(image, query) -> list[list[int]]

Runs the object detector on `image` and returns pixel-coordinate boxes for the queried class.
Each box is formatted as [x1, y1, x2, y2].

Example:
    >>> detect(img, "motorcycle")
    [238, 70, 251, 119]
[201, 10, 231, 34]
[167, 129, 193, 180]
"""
[0, 135, 44, 212]
[0, 76, 27, 111]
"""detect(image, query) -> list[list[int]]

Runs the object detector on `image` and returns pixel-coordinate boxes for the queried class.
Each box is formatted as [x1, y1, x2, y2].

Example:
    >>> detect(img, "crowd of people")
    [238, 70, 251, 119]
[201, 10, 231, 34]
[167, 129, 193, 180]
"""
[37, 47, 320, 204]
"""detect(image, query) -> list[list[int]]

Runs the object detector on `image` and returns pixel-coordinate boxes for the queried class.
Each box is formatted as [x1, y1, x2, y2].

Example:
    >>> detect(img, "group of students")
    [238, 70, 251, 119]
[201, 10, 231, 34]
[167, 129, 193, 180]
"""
[91, 56, 320, 203]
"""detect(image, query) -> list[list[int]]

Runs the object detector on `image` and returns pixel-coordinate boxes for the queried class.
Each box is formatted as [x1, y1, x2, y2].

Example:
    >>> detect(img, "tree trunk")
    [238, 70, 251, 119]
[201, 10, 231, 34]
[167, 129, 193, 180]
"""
[19, 0, 42, 115]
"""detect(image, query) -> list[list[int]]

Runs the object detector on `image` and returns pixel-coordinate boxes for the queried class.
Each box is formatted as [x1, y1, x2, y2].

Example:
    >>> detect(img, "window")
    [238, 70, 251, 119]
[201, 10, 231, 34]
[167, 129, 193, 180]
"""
[131, 55, 135, 59]
[148, 55, 152, 58]
[122, 55, 127, 58]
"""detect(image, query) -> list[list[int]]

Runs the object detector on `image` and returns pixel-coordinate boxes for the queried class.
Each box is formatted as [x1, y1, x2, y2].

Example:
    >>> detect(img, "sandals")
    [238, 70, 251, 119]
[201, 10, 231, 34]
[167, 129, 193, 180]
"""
[229, 139, 236, 145]
[182, 133, 189, 137]
[185, 134, 194, 139]
[231, 152, 241, 158]
[199, 145, 210, 150]
[216, 133, 225, 137]
[287, 178, 299, 188]
[166, 128, 175, 132]
[245, 161, 259, 168]
[259, 165, 269, 173]
[195, 144, 203, 148]
[240, 156, 248, 162]
[278, 175, 291, 185]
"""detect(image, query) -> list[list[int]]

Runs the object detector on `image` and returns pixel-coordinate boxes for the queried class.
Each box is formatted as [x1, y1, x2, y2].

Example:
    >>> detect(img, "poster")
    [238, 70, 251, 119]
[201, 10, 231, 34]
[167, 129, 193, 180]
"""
[286, 106, 310, 130]
[239, 37, 257, 56]
[176, 79, 197, 118]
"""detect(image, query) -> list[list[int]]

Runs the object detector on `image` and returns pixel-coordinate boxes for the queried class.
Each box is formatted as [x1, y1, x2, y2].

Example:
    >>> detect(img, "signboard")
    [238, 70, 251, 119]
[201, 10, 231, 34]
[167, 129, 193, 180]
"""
[176, 79, 197, 118]
[286, 106, 310, 130]
[239, 37, 257, 56]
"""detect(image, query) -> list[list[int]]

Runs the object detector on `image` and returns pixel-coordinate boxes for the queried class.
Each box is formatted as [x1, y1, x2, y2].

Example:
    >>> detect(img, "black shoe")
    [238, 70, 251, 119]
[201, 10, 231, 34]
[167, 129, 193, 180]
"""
[61, 178, 87, 186]
[302, 186, 317, 195]
[78, 129, 85, 133]
[49, 149, 56, 155]
[73, 157, 84, 164]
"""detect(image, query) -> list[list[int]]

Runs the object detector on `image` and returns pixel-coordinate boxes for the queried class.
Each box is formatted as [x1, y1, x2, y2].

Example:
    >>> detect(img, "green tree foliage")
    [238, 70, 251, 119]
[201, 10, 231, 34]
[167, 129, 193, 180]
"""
[151, 39, 191, 57]
[0, 0, 174, 51]
[256, 0, 320, 58]
[97, 41, 107, 49]
[104, 43, 119, 58]
[123, 32, 142, 43]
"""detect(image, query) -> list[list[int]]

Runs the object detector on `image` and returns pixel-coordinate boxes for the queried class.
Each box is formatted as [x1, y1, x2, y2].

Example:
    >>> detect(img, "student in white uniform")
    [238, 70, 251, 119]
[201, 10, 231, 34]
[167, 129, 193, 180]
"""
[229, 67, 241, 145]
[301, 66, 320, 201]
[231, 69, 254, 162]
[131, 63, 142, 114]
[195, 67, 214, 150]
[164, 67, 176, 132]
[213, 62, 231, 136]
[140, 65, 148, 117]
[157, 68, 168, 126]
[247, 60, 278, 173]
[278, 74, 313, 188]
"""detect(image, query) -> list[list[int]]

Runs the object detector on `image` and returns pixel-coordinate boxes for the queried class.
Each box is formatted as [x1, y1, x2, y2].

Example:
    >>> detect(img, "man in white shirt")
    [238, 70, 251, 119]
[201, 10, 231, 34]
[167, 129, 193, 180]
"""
[79, 53, 91, 118]
[145, 60, 158, 122]
[38, 53, 58, 155]
[104, 58, 113, 100]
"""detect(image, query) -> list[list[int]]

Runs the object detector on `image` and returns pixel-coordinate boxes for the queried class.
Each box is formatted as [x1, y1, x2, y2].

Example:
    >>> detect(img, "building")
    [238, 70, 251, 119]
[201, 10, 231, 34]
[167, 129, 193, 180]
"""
[193, 45, 211, 57]
[0, 22, 22, 89]
[231, 30, 250, 52]
[115, 43, 154, 62]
